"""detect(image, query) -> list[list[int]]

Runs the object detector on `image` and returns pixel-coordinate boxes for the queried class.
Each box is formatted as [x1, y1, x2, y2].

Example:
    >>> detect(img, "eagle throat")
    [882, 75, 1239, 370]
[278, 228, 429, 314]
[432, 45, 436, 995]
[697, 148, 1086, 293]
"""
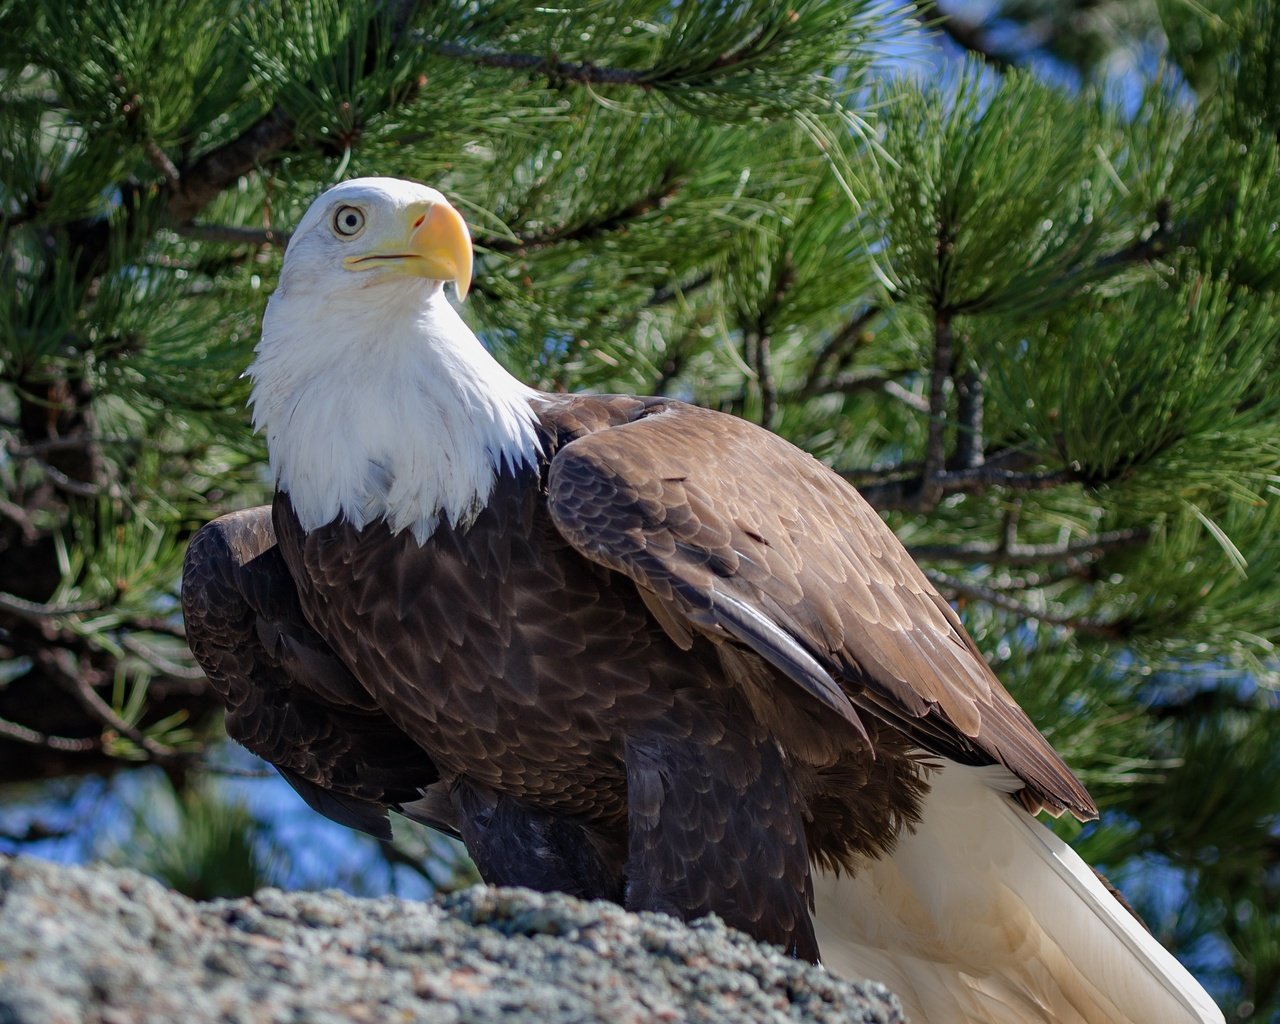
[249, 283, 542, 542]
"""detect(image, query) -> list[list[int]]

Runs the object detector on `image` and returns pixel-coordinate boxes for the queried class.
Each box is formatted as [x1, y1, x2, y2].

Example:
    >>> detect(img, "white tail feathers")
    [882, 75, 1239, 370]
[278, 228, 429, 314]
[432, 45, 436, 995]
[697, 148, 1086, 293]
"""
[813, 762, 1224, 1024]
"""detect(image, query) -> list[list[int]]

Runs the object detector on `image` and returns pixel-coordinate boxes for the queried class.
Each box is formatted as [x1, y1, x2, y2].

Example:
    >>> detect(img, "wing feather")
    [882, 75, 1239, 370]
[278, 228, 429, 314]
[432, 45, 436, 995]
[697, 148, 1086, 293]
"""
[546, 401, 1094, 819]
[182, 507, 449, 839]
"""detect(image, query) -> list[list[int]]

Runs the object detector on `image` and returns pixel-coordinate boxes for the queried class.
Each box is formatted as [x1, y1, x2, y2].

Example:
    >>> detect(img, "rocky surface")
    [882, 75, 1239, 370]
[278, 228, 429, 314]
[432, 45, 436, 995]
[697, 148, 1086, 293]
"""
[0, 855, 905, 1024]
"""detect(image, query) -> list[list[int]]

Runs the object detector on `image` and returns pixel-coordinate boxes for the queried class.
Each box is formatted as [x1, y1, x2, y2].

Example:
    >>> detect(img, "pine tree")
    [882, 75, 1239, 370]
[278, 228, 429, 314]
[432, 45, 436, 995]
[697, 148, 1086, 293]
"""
[2, 1, 1277, 1018]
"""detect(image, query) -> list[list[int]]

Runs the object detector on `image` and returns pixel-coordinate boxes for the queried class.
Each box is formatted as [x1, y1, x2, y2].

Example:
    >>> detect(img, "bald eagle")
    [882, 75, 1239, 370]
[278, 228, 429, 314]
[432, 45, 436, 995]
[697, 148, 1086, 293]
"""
[182, 177, 1222, 1024]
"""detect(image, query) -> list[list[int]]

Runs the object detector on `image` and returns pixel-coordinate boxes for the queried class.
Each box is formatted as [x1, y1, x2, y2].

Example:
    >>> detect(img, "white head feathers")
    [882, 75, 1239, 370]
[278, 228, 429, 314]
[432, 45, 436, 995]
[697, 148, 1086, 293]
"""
[248, 177, 542, 541]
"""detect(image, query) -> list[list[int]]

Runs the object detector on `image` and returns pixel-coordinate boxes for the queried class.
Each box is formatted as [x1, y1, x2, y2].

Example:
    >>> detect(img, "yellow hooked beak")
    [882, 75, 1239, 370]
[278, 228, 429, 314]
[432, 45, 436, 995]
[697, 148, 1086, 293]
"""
[343, 199, 472, 300]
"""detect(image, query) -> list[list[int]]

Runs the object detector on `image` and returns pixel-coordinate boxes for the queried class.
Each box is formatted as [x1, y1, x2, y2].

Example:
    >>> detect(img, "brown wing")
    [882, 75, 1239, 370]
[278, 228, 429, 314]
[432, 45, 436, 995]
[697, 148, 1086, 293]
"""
[181, 507, 451, 840]
[546, 401, 1096, 820]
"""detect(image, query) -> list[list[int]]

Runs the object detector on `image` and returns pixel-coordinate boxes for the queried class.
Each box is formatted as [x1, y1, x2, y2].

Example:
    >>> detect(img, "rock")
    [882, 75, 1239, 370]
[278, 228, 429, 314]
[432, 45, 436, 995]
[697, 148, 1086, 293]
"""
[0, 855, 906, 1024]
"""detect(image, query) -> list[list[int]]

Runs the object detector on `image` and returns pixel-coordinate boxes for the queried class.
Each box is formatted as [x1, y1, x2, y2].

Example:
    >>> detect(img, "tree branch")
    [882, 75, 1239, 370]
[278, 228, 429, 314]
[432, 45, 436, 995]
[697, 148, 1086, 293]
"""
[167, 107, 296, 225]
[755, 331, 777, 430]
[175, 223, 288, 248]
[802, 306, 881, 396]
[921, 2, 1019, 71]
[0, 716, 98, 754]
[476, 177, 685, 255]
[1091, 199, 1175, 273]
[0, 591, 103, 620]
[429, 42, 661, 88]
[951, 363, 984, 470]
[39, 648, 179, 764]
[924, 569, 1125, 638]
[646, 270, 713, 309]
[120, 635, 206, 682]
[908, 527, 1150, 566]
[853, 460, 1075, 512]
[919, 309, 954, 509]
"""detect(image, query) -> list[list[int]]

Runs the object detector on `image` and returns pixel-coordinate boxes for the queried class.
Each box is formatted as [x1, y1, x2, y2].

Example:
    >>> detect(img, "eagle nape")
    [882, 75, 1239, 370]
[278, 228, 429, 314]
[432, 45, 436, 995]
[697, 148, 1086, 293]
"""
[183, 177, 1224, 1024]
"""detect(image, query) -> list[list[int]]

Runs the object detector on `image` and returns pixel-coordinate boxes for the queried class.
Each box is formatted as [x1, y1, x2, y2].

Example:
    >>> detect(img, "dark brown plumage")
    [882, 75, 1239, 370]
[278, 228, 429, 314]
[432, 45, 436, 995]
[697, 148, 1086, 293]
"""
[182, 178, 1224, 1024]
[184, 392, 1091, 959]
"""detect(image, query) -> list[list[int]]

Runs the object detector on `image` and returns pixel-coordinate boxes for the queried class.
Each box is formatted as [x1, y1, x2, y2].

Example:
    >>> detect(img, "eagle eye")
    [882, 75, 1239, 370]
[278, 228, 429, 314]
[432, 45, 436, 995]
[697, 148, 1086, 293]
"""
[333, 205, 366, 237]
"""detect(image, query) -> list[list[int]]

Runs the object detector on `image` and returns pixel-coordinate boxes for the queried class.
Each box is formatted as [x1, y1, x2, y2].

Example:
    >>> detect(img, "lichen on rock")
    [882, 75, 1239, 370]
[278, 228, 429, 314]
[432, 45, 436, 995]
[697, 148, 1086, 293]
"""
[0, 855, 905, 1024]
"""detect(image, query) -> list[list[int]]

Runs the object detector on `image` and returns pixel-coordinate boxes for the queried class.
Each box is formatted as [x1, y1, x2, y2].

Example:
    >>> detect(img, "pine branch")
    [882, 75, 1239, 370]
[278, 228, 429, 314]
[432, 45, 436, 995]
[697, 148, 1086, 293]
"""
[951, 363, 984, 470]
[755, 331, 777, 430]
[477, 177, 685, 255]
[802, 306, 881, 396]
[748, 255, 794, 430]
[0, 499, 38, 542]
[920, 309, 954, 509]
[647, 271, 713, 309]
[908, 527, 1150, 566]
[0, 591, 103, 620]
[167, 107, 296, 225]
[429, 42, 658, 87]
[144, 138, 180, 189]
[39, 648, 180, 764]
[853, 459, 1076, 511]
[924, 568, 1126, 638]
[882, 378, 931, 413]
[175, 223, 287, 248]
[427, 19, 790, 96]
[921, 2, 1019, 71]
[0, 716, 97, 754]
[120, 635, 205, 682]
[1092, 199, 1175, 273]
[29, 457, 101, 497]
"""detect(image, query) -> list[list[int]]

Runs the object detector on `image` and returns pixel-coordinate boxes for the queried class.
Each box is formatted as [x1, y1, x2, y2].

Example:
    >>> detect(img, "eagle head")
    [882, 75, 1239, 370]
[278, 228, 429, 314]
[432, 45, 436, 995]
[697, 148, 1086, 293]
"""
[251, 177, 540, 542]
[276, 177, 472, 301]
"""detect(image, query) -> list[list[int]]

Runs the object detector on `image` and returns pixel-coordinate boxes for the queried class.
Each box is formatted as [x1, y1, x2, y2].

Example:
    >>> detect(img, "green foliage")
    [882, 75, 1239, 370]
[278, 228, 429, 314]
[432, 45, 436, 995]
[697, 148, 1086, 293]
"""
[2, 0, 1280, 1016]
[110, 775, 274, 900]
[981, 275, 1280, 491]
[873, 62, 1115, 316]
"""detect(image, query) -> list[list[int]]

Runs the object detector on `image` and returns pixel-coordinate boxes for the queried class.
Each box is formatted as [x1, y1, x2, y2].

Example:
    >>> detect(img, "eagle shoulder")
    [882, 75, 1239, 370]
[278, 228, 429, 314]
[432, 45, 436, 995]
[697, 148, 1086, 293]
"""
[541, 399, 1096, 820]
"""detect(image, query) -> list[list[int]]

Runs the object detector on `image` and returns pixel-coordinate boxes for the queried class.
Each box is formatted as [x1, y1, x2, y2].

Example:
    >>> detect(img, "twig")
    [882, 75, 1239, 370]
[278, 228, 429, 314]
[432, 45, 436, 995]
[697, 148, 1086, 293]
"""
[0, 716, 97, 753]
[908, 527, 1150, 567]
[167, 106, 296, 224]
[882, 379, 930, 413]
[751, 256, 794, 431]
[919, 309, 954, 509]
[756, 332, 777, 430]
[175, 223, 288, 248]
[0, 498, 38, 542]
[784, 369, 895, 402]
[428, 41, 659, 88]
[853, 462, 1075, 512]
[646, 271, 713, 309]
[1091, 199, 1174, 274]
[144, 138, 180, 189]
[925, 569, 1124, 638]
[1000, 502, 1020, 553]
[802, 306, 881, 396]
[951, 363, 984, 470]
[30, 457, 100, 497]
[477, 178, 685, 255]
[40, 648, 179, 763]
[922, 2, 1019, 71]
[120, 634, 207, 681]
[0, 591, 103, 619]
